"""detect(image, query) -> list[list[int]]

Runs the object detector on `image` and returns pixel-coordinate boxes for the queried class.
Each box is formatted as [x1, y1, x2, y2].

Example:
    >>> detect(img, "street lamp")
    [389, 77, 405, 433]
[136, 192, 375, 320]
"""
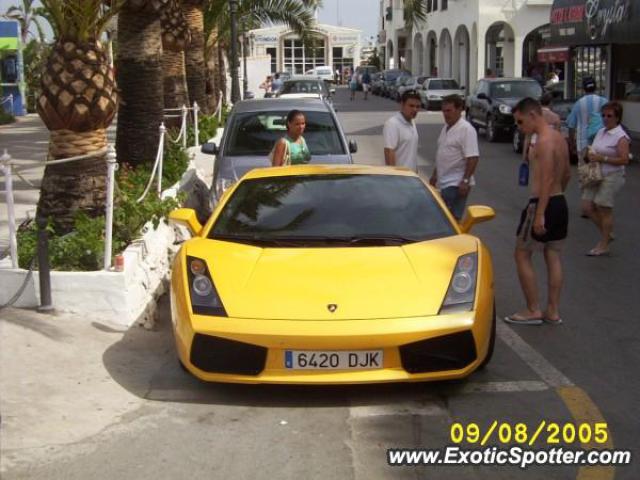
[242, 20, 248, 99]
[229, 0, 241, 103]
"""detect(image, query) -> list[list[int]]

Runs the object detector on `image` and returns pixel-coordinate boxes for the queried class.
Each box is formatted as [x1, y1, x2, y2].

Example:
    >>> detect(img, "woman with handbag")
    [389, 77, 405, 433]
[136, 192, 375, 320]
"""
[582, 101, 630, 256]
[270, 109, 311, 166]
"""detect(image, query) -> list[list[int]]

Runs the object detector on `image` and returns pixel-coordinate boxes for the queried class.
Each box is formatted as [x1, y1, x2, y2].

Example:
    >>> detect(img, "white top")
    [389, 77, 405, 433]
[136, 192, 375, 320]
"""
[592, 125, 629, 176]
[383, 112, 419, 172]
[435, 117, 479, 189]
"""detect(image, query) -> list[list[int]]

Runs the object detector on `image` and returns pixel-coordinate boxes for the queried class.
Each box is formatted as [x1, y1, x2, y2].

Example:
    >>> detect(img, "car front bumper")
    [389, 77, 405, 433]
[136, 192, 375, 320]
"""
[170, 290, 494, 384]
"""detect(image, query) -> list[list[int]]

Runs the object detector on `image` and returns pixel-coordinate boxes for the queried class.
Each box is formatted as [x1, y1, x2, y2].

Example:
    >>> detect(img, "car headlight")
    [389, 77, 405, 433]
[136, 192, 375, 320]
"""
[214, 177, 235, 200]
[498, 104, 512, 115]
[186, 256, 227, 316]
[439, 253, 478, 314]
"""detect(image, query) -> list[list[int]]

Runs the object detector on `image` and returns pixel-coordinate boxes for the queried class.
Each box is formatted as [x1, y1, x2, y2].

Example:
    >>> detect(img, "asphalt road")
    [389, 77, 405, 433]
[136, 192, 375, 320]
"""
[3, 88, 638, 480]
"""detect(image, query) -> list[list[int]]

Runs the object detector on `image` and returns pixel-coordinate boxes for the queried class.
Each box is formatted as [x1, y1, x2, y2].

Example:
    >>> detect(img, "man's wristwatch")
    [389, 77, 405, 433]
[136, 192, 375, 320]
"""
[462, 178, 470, 184]
[603, 156, 609, 164]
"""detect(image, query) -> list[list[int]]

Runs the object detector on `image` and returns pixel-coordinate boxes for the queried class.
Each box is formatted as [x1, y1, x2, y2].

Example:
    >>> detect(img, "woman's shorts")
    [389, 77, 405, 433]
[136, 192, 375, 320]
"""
[349, 81, 358, 91]
[581, 170, 625, 208]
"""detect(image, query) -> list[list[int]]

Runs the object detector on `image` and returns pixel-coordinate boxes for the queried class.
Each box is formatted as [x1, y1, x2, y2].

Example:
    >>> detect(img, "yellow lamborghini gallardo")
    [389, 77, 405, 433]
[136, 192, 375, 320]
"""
[169, 165, 496, 384]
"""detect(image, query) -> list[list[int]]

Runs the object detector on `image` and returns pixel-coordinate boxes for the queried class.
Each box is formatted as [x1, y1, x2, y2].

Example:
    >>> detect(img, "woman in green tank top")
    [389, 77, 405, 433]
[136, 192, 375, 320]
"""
[271, 109, 311, 166]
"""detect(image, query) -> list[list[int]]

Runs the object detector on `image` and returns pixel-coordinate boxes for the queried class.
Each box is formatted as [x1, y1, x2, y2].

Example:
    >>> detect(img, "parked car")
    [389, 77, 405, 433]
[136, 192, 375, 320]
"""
[397, 75, 429, 101]
[168, 165, 496, 384]
[389, 73, 412, 101]
[379, 69, 410, 98]
[420, 78, 466, 110]
[305, 65, 335, 83]
[202, 98, 357, 205]
[276, 76, 334, 100]
[465, 77, 543, 142]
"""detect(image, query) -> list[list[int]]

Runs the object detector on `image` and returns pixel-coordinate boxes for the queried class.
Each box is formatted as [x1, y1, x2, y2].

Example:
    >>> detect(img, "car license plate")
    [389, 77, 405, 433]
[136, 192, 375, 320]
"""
[284, 350, 383, 370]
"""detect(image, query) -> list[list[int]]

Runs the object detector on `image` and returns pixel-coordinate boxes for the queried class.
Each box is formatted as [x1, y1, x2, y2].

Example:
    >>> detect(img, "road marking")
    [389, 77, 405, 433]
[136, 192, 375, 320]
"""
[496, 321, 574, 387]
[456, 380, 548, 394]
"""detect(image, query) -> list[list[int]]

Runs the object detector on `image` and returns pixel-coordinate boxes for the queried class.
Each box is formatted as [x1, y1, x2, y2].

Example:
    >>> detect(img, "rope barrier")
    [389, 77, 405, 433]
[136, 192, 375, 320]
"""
[136, 123, 166, 203]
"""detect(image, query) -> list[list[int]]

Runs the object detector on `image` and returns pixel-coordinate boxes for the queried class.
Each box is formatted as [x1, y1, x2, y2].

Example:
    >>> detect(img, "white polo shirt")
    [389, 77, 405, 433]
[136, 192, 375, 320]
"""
[435, 117, 479, 189]
[383, 112, 419, 172]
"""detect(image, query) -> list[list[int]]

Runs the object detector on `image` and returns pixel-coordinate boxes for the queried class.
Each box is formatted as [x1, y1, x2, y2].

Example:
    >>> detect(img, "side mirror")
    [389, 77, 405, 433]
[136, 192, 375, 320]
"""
[201, 142, 218, 155]
[460, 86, 465, 90]
[477, 92, 488, 101]
[244, 91, 256, 100]
[348, 140, 358, 154]
[459, 205, 495, 233]
[169, 208, 203, 236]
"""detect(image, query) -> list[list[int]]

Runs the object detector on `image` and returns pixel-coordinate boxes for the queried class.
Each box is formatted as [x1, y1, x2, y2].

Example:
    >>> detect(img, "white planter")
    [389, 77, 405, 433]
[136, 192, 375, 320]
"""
[0, 129, 223, 327]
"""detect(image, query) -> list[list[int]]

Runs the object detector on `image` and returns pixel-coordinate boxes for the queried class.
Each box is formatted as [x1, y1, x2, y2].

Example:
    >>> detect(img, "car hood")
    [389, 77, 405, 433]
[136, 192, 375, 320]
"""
[494, 97, 525, 108]
[216, 154, 352, 186]
[425, 89, 465, 97]
[184, 235, 478, 320]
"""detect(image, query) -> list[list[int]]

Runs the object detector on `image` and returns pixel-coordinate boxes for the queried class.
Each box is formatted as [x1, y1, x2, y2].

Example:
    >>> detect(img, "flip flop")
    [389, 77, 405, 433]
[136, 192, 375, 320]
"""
[586, 248, 610, 257]
[543, 317, 563, 326]
[503, 314, 543, 325]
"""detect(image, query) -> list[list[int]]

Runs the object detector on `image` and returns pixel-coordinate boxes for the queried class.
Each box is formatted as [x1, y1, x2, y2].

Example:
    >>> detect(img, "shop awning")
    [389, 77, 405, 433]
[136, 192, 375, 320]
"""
[537, 46, 570, 62]
[549, 0, 640, 45]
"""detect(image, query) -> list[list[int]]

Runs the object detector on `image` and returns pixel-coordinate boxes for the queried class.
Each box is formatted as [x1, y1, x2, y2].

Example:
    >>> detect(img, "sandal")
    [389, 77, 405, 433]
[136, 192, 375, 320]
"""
[543, 317, 563, 326]
[503, 313, 543, 325]
[586, 248, 610, 257]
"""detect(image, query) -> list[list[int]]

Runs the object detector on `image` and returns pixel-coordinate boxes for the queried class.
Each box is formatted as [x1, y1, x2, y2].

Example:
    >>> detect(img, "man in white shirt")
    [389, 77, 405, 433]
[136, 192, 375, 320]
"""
[383, 90, 421, 172]
[429, 94, 479, 220]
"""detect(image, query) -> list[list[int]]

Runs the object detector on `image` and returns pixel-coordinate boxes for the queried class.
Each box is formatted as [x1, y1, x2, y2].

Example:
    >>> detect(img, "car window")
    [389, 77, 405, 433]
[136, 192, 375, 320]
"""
[210, 174, 455, 244]
[280, 81, 328, 95]
[225, 111, 345, 156]
[490, 81, 542, 98]
[429, 79, 459, 90]
[417, 76, 428, 85]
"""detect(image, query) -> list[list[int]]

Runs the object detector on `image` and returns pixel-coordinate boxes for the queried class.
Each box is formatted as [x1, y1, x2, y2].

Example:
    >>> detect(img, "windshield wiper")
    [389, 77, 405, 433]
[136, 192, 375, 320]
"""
[212, 234, 301, 247]
[347, 235, 419, 245]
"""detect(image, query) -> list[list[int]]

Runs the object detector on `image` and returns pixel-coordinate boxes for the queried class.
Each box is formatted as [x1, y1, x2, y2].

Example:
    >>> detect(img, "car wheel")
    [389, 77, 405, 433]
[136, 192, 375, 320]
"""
[478, 303, 496, 370]
[485, 116, 498, 142]
[512, 128, 523, 153]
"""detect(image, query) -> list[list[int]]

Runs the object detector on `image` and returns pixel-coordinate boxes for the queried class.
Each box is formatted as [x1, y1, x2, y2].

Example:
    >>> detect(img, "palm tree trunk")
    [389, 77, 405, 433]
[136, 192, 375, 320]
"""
[115, 8, 164, 167]
[182, 0, 208, 113]
[162, 49, 189, 127]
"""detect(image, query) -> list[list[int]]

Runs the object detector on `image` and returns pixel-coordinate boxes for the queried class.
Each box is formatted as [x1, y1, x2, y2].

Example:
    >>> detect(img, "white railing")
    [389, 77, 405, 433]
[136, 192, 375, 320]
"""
[1, 145, 117, 271]
[1, 94, 14, 115]
[136, 123, 166, 203]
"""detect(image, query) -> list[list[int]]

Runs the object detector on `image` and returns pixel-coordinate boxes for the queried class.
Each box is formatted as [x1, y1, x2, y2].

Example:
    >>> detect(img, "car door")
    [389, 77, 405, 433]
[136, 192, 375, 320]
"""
[472, 81, 489, 126]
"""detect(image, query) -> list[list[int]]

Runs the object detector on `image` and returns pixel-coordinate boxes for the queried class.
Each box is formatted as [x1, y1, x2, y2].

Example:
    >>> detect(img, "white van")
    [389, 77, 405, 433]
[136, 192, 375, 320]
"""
[305, 66, 335, 83]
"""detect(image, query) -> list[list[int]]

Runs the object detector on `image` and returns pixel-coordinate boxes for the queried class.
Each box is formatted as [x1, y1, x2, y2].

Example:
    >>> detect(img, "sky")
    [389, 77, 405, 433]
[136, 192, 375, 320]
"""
[0, 0, 380, 44]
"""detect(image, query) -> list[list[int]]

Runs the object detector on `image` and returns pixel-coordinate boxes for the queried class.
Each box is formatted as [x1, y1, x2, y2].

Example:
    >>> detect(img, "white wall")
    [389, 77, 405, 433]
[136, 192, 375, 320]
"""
[243, 55, 271, 99]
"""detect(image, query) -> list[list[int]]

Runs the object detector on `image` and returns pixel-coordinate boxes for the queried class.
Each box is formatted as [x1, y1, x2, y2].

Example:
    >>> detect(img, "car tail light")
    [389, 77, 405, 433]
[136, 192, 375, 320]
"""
[439, 253, 478, 314]
[186, 256, 227, 316]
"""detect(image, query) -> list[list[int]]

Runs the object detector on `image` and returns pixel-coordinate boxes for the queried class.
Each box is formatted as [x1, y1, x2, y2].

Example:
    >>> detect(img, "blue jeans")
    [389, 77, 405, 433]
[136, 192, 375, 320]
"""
[440, 186, 468, 220]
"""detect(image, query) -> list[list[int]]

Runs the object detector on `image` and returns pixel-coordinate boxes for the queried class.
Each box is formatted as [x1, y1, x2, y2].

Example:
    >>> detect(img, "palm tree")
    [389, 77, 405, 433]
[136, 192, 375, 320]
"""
[2, 0, 48, 44]
[161, 0, 191, 125]
[181, 0, 208, 113]
[402, 0, 427, 32]
[36, 0, 119, 233]
[115, 0, 169, 168]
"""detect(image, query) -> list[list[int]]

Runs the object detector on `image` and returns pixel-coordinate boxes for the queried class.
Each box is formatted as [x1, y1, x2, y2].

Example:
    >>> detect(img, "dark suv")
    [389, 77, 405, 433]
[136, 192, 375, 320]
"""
[465, 78, 542, 142]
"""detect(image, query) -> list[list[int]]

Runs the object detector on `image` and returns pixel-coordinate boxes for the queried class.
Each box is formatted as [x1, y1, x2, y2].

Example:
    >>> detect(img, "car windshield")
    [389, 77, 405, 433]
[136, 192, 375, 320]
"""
[490, 81, 542, 98]
[429, 79, 459, 90]
[280, 81, 328, 96]
[225, 111, 345, 156]
[210, 174, 455, 245]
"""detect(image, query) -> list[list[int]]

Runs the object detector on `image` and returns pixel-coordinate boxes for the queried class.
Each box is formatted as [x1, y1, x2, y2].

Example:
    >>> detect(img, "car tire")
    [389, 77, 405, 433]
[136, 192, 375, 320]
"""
[478, 303, 496, 370]
[485, 116, 498, 142]
[512, 128, 523, 153]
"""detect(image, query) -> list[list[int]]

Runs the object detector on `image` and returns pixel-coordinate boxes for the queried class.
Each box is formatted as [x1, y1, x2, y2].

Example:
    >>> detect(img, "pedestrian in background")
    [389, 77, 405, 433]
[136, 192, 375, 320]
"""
[259, 75, 273, 98]
[506, 98, 571, 326]
[429, 94, 479, 220]
[566, 77, 608, 217]
[270, 110, 311, 166]
[362, 70, 371, 100]
[271, 73, 283, 95]
[583, 101, 630, 256]
[383, 90, 421, 172]
[349, 71, 358, 101]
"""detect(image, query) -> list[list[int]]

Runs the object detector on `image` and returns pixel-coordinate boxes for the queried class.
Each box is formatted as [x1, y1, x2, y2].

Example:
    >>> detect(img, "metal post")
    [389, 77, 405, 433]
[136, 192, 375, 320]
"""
[104, 146, 117, 271]
[229, 0, 241, 103]
[181, 104, 188, 149]
[36, 215, 53, 312]
[0, 149, 18, 268]
[157, 123, 166, 196]
[9, 94, 14, 116]
[193, 102, 199, 147]
[242, 21, 248, 99]
[218, 91, 223, 123]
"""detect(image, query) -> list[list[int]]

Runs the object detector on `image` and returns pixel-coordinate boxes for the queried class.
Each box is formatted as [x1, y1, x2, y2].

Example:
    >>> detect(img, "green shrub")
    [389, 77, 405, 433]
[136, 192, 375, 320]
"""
[0, 109, 15, 125]
[16, 140, 189, 271]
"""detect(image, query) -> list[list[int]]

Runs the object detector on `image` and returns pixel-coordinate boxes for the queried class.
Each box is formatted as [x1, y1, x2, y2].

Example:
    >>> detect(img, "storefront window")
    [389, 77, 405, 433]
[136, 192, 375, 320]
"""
[267, 48, 277, 73]
[573, 45, 608, 98]
[283, 37, 326, 74]
[613, 44, 640, 102]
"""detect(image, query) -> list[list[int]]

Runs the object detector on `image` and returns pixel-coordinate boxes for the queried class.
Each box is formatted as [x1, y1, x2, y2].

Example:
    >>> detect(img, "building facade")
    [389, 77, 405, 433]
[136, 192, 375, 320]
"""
[378, 0, 554, 92]
[249, 24, 362, 76]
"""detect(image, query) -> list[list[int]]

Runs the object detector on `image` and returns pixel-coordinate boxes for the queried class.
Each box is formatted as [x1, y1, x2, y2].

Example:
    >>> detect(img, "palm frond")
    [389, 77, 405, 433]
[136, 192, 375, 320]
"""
[403, 0, 427, 31]
[39, 0, 123, 43]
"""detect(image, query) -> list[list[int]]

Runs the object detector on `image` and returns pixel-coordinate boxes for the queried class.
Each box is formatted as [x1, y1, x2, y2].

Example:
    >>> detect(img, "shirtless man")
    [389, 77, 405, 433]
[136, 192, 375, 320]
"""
[505, 97, 571, 326]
